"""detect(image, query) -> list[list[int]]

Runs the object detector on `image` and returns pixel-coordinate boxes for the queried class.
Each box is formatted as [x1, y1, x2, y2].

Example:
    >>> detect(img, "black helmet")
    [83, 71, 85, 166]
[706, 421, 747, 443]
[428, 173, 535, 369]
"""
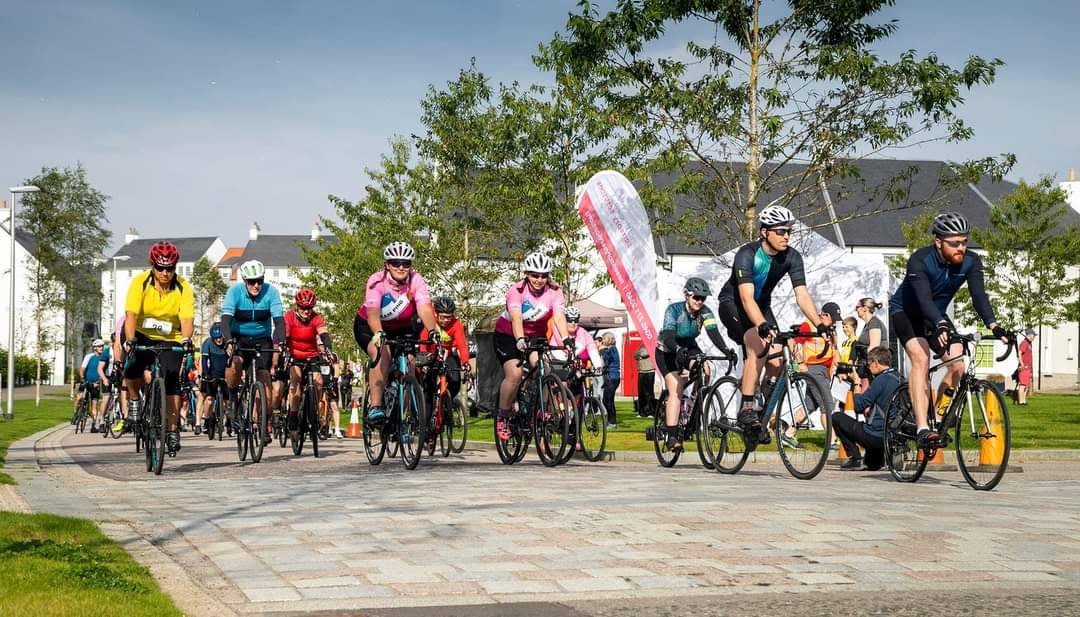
[433, 296, 456, 314]
[931, 212, 969, 237]
[683, 277, 711, 296]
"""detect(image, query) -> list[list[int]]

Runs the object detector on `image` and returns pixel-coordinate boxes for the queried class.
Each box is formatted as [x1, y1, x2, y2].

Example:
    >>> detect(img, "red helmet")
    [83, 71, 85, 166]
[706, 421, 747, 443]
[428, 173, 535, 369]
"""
[295, 288, 317, 309]
[148, 241, 180, 267]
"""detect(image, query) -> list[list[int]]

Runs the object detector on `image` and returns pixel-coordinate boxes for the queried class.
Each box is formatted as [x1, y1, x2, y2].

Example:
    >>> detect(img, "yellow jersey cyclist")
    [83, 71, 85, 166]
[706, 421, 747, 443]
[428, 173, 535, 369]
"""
[888, 212, 1010, 447]
[656, 277, 732, 451]
[716, 204, 829, 431]
[122, 241, 196, 454]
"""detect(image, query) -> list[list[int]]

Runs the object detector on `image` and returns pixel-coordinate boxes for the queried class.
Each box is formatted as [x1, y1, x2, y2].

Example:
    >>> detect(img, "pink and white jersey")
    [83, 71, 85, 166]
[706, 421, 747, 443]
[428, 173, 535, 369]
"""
[495, 283, 565, 339]
[361, 271, 432, 330]
[549, 325, 603, 368]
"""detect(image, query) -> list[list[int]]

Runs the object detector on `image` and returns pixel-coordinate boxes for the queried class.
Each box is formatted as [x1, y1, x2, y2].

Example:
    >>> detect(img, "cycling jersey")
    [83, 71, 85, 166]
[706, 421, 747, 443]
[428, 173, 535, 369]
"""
[494, 282, 565, 339]
[657, 301, 726, 352]
[421, 317, 470, 363]
[124, 270, 195, 342]
[221, 282, 285, 339]
[361, 271, 432, 330]
[549, 325, 602, 368]
[80, 350, 110, 383]
[888, 245, 995, 327]
[200, 337, 228, 378]
[718, 241, 807, 308]
[284, 309, 327, 361]
[794, 320, 835, 368]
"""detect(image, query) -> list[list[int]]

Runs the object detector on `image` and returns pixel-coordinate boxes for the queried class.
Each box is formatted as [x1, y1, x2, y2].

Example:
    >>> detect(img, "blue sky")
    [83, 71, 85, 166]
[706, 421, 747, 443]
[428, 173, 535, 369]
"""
[3, 1, 1078, 251]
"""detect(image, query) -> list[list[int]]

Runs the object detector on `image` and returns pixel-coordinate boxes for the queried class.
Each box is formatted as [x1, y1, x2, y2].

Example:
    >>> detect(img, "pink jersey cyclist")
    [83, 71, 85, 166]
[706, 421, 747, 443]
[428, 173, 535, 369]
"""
[549, 322, 602, 368]
[361, 270, 432, 331]
[495, 283, 565, 339]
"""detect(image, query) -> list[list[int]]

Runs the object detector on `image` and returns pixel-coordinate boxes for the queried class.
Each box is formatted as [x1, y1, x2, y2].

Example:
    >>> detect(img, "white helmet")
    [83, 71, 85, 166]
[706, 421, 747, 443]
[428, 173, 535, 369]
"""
[383, 241, 415, 261]
[91, 338, 105, 347]
[522, 252, 553, 273]
[758, 204, 795, 228]
[238, 260, 265, 280]
[564, 306, 581, 322]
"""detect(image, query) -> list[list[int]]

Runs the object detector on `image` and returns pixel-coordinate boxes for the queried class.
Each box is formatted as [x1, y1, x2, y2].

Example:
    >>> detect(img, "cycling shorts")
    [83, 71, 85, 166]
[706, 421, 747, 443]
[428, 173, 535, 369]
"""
[717, 298, 777, 344]
[123, 332, 183, 395]
[233, 336, 274, 373]
[890, 311, 951, 356]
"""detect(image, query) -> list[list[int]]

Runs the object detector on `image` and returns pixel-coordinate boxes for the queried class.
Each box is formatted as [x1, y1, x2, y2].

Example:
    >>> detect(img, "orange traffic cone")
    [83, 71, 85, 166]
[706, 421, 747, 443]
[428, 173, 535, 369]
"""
[346, 400, 362, 439]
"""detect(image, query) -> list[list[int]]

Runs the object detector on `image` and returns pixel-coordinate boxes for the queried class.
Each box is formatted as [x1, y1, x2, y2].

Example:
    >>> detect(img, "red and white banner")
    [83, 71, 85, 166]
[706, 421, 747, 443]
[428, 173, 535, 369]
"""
[577, 170, 660, 369]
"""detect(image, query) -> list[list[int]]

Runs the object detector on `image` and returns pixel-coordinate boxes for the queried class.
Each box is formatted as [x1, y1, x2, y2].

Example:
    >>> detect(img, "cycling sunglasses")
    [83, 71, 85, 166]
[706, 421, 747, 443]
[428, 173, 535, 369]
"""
[387, 260, 412, 268]
[768, 227, 792, 237]
[153, 264, 176, 272]
[244, 277, 265, 286]
[942, 239, 968, 248]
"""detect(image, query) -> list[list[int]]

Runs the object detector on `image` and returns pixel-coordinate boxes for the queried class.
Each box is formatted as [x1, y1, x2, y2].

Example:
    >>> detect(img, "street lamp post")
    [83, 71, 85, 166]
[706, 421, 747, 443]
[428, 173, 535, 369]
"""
[110, 255, 131, 327]
[6, 186, 40, 420]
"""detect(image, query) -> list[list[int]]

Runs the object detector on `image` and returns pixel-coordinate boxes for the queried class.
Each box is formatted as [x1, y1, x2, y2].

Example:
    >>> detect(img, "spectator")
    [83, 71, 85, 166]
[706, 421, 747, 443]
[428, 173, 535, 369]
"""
[1017, 328, 1036, 405]
[837, 317, 859, 377]
[854, 297, 886, 351]
[634, 345, 655, 417]
[599, 333, 621, 428]
[832, 346, 899, 470]
[793, 301, 839, 406]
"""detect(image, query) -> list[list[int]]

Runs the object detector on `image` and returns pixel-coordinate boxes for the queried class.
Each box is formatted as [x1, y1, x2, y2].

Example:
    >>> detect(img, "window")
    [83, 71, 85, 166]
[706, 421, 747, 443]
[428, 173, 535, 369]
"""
[974, 327, 995, 369]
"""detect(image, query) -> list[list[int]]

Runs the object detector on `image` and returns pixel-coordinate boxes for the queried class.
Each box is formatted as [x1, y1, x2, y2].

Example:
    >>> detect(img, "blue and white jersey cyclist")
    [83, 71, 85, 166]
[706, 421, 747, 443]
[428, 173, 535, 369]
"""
[655, 277, 731, 451]
[716, 204, 829, 430]
[888, 212, 1009, 447]
[220, 259, 285, 438]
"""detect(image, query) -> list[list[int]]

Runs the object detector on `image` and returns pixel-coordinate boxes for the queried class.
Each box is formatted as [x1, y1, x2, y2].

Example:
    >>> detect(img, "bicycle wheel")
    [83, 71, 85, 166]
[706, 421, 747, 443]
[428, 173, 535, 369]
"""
[399, 375, 426, 470]
[651, 392, 681, 467]
[449, 398, 467, 453]
[883, 383, 927, 482]
[146, 378, 167, 475]
[774, 372, 831, 480]
[293, 384, 312, 456]
[579, 396, 607, 462]
[214, 390, 225, 441]
[494, 410, 526, 465]
[277, 400, 289, 448]
[75, 399, 89, 433]
[109, 398, 124, 439]
[236, 391, 249, 462]
[955, 379, 1010, 491]
[701, 377, 749, 474]
[535, 375, 573, 467]
[249, 382, 268, 463]
[436, 392, 451, 458]
[308, 385, 320, 459]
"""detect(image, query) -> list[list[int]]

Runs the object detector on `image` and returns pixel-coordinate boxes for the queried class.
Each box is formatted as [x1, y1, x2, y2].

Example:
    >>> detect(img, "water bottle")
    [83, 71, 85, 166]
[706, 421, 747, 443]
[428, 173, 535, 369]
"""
[935, 387, 955, 421]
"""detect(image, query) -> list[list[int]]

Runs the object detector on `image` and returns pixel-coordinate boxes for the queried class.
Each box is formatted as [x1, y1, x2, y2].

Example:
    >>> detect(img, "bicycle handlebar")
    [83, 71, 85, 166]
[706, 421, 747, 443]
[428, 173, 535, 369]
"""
[756, 325, 833, 360]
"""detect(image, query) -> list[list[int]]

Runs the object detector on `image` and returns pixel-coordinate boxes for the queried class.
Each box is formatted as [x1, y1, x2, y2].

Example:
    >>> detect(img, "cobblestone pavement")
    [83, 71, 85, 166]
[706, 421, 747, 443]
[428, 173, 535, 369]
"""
[9, 425, 1080, 615]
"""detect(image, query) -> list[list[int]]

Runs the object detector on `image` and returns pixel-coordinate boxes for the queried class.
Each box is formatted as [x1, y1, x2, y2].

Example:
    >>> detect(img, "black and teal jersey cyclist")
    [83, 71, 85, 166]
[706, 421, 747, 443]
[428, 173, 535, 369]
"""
[889, 212, 1009, 447]
[655, 277, 731, 451]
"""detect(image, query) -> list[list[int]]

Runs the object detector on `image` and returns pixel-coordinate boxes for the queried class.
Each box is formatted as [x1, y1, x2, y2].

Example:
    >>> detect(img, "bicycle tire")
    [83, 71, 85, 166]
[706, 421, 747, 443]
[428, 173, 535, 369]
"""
[774, 372, 831, 480]
[450, 398, 467, 453]
[693, 392, 714, 470]
[277, 400, 289, 448]
[236, 390, 249, 462]
[652, 392, 681, 467]
[701, 377, 749, 474]
[436, 391, 451, 458]
[579, 396, 607, 462]
[249, 381, 268, 463]
[535, 375, 573, 467]
[494, 412, 525, 464]
[308, 383, 320, 459]
[75, 398, 89, 433]
[883, 383, 927, 482]
[554, 389, 579, 466]
[399, 375, 426, 469]
[955, 379, 1010, 491]
[147, 378, 167, 475]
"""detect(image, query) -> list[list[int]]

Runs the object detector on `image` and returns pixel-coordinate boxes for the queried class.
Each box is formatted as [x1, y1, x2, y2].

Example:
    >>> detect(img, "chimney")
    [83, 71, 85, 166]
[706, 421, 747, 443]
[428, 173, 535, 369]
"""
[1060, 168, 1080, 215]
[311, 221, 321, 242]
[249, 221, 260, 241]
[124, 227, 139, 244]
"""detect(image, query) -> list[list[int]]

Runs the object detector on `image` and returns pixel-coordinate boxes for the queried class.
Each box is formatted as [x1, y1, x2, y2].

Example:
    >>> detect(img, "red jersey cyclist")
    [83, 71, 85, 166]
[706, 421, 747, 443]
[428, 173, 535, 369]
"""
[281, 288, 333, 438]
[492, 252, 574, 440]
[353, 242, 439, 423]
[420, 296, 471, 401]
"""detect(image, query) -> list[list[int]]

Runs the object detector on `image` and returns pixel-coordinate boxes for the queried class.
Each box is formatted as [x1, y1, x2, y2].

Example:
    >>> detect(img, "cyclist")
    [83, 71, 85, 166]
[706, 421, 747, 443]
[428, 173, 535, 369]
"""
[717, 204, 828, 431]
[179, 351, 201, 433]
[199, 322, 229, 434]
[421, 296, 471, 402]
[322, 352, 342, 439]
[282, 288, 334, 438]
[77, 338, 110, 433]
[220, 259, 285, 444]
[492, 252, 573, 441]
[353, 241, 438, 423]
[888, 212, 1009, 447]
[656, 277, 730, 451]
[338, 358, 355, 406]
[550, 306, 603, 395]
[122, 241, 196, 454]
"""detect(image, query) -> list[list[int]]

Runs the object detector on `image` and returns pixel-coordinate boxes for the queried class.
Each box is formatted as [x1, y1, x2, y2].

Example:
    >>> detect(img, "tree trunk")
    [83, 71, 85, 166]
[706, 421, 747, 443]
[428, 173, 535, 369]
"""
[744, 0, 763, 240]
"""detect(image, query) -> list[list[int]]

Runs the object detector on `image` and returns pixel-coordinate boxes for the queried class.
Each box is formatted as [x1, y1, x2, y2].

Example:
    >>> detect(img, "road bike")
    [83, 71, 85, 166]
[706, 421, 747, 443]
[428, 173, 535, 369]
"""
[362, 334, 428, 469]
[127, 343, 190, 475]
[495, 339, 574, 467]
[204, 378, 228, 441]
[288, 356, 328, 458]
[71, 383, 93, 434]
[565, 356, 607, 463]
[418, 343, 467, 458]
[231, 344, 271, 464]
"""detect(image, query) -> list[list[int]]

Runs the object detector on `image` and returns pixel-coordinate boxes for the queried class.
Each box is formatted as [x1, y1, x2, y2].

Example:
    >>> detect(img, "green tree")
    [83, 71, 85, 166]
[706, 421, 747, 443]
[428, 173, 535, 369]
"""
[18, 164, 111, 386]
[971, 178, 1080, 330]
[190, 256, 228, 338]
[548, 0, 1014, 250]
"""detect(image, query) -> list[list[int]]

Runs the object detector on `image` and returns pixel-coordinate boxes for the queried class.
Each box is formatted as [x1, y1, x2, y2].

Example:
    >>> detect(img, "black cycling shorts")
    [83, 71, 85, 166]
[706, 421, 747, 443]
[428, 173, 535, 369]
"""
[82, 382, 103, 401]
[890, 311, 951, 356]
[200, 377, 225, 397]
[233, 336, 274, 373]
[123, 332, 183, 395]
[655, 346, 701, 377]
[717, 299, 777, 345]
[353, 314, 420, 353]
[492, 332, 521, 366]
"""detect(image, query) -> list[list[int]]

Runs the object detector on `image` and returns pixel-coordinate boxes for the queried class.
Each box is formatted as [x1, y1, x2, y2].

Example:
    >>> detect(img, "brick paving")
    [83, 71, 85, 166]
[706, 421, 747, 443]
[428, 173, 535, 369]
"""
[7, 424, 1080, 614]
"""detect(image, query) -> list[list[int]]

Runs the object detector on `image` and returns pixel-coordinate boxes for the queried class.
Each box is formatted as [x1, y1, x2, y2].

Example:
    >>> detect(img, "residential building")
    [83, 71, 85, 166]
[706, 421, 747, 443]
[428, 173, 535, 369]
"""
[217, 222, 334, 295]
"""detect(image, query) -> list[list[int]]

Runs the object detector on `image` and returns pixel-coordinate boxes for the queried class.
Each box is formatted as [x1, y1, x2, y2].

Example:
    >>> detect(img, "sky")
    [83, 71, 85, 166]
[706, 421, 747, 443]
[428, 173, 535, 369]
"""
[3, 0, 1078, 252]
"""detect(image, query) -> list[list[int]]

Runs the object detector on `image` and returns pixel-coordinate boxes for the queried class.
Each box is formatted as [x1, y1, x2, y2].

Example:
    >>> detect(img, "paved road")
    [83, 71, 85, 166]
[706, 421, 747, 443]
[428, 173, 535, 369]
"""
[9, 425, 1080, 616]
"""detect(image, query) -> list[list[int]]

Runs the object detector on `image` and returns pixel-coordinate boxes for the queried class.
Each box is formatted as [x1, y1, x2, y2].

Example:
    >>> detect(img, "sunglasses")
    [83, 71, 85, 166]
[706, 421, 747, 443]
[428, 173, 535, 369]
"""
[526, 272, 549, 280]
[153, 264, 176, 272]
[690, 295, 707, 302]
[245, 278, 264, 286]
[942, 239, 968, 248]
[387, 260, 412, 268]
[768, 228, 792, 237]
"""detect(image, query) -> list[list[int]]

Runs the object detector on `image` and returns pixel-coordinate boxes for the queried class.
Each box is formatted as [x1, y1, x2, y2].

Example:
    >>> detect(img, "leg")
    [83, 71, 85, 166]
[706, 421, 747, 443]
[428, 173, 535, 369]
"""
[904, 337, 933, 433]
[831, 411, 863, 466]
[663, 371, 684, 428]
[603, 378, 619, 425]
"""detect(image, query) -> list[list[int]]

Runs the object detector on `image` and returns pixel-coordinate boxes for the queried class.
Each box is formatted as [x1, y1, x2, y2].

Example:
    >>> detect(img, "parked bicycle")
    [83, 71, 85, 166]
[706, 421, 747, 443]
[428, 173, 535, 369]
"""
[884, 330, 1015, 491]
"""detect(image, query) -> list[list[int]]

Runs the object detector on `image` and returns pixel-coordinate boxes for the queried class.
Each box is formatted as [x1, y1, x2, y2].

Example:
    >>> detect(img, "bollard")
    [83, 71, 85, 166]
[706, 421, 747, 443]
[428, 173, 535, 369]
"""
[979, 391, 1005, 465]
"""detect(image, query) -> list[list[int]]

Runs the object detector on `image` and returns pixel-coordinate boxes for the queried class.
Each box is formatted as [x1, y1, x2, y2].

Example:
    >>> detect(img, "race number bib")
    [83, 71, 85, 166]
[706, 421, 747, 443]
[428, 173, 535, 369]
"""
[142, 317, 173, 335]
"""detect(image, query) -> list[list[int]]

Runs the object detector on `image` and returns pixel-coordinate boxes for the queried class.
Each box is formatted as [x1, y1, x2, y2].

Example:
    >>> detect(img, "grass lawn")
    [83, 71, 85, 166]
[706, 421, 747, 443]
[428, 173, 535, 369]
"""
[0, 397, 184, 617]
[468, 393, 1080, 451]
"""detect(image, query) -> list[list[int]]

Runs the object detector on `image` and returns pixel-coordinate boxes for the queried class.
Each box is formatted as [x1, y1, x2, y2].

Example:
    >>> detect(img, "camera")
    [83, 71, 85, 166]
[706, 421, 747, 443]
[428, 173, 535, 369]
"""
[835, 362, 856, 375]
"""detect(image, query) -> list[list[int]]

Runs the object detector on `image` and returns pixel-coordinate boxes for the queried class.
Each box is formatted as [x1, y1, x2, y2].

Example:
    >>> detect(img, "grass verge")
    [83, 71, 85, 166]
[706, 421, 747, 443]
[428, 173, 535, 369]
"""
[0, 398, 73, 484]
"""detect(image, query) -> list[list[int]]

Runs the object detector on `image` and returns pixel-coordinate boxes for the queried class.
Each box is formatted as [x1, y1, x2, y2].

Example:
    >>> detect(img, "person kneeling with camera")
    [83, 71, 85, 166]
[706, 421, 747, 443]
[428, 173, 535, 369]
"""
[831, 346, 899, 471]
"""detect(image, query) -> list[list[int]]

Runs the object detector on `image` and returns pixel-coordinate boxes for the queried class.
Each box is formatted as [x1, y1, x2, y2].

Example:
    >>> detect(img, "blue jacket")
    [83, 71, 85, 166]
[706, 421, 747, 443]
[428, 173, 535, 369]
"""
[852, 368, 900, 439]
[601, 346, 620, 381]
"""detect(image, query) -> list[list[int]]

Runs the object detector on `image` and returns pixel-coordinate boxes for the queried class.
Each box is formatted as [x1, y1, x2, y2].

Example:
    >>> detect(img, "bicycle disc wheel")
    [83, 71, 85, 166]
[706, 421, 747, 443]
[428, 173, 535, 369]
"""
[236, 392, 249, 462]
[399, 375, 426, 470]
[701, 377, 749, 474]
[535, 375, 573, 467]
[883, 383, 927, 482]
[955, 379, 1010, 491]
[774, 372, 831, 480]
[579, 396, 607, 462]
[652, 392, 680, 467]
[249, 381, 268, 463]
[449, 398, 467, 453]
